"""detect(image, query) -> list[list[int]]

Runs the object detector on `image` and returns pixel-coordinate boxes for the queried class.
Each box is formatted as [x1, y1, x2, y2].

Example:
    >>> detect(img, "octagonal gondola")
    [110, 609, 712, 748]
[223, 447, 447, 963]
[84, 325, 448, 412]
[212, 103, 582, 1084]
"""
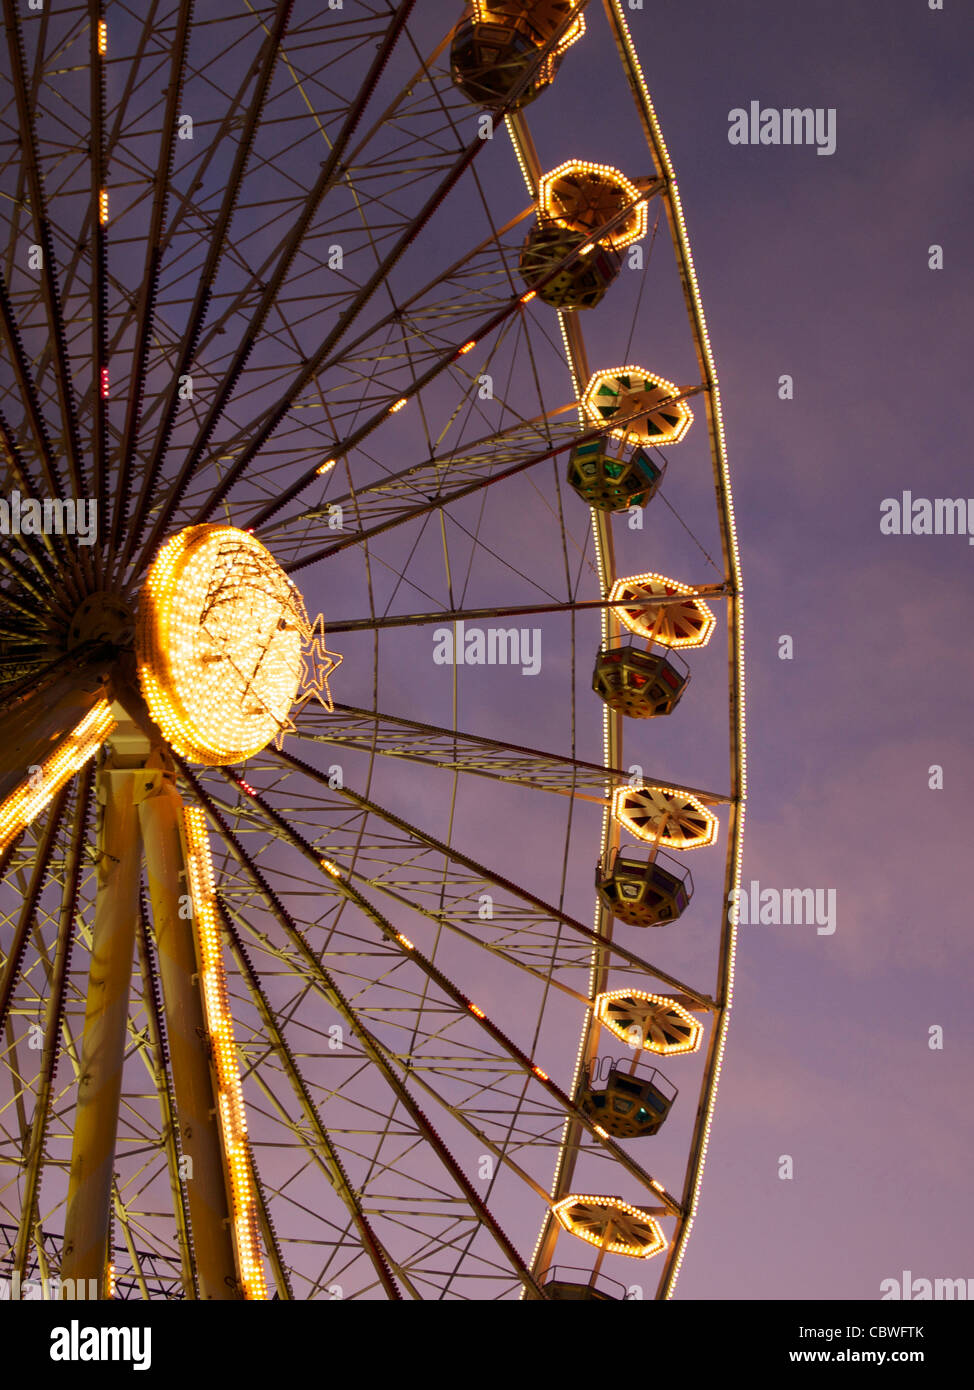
[450, 1, 584, 111]
[519, 224, 623, 310]
[451, 18, 558, 110]
[592, 643, 689, 718]
[596, 845, 693, 926]
[579, 1063, 677, 1139]
[538, 1266, 626, 1300]
[567, 436, 664, 512]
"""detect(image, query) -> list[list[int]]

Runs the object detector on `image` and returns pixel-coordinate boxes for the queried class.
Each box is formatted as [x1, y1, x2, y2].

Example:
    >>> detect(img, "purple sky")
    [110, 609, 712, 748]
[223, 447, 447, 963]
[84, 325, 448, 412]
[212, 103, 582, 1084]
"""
[631, 0, 974, 1298]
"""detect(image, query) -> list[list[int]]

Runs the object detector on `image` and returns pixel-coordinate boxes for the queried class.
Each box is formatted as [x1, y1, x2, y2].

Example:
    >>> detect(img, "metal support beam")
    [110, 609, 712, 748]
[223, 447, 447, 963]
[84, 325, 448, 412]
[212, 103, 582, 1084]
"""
[138, 767, 240, 1300]
[135, 898, 197, 1299]
[61, 761, 142, 1295]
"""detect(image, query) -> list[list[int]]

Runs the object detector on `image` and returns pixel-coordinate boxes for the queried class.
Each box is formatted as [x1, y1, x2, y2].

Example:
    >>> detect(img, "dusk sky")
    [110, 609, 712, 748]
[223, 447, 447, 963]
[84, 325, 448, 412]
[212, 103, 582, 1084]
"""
[637, 0, 974, 1297]
[1, 0, 972, 1306]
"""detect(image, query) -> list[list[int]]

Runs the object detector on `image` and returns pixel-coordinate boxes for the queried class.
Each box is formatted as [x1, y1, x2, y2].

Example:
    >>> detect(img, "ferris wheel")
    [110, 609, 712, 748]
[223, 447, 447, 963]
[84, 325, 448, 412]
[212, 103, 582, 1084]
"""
[0, 0, 745, 1300]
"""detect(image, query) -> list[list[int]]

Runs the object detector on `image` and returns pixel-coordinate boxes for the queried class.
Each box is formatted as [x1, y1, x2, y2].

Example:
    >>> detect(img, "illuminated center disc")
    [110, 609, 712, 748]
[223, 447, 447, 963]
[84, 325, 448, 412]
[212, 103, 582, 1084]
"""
[137, 525, 307, 766]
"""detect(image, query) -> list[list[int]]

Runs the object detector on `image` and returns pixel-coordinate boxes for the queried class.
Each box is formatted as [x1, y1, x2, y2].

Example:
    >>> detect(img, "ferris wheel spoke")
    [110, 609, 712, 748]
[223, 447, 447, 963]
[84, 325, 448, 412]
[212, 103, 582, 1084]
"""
[87, 0, 109, 573]
[155, 1, 419, 548]
[2, 0, 88, 507]
[295, 701, 729, 807]
[0, 782, 70, 1040]
[260, 410, 575, 546]
[326, 827, 703, 989]
[268, 389, 696, 576]
[211, 760, 686, 1216]
[120, 0, 297, 573]
[256, 748, 714, 1001]
[0, 273, 71, 528]
[220, 909, 408, 1300]
[238, 199, 664, 540]
[109, 0, 194, 561]
[337, 865, 598, 1010]
[168, 73, 631, 540]
[323, 588, 728, 640]
[176, 759, 548, 1297]
[269, 414, 585, 569]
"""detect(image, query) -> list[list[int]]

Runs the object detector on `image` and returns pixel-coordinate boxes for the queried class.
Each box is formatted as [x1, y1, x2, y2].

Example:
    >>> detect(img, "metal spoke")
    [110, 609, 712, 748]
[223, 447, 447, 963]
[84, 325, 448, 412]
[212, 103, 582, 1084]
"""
[109, 0, 194, 561]
[2, 0, 86, 504]
[175, 757, 547, 1299]
[297, 700, 729, 805]
[121, 0, 297, 573]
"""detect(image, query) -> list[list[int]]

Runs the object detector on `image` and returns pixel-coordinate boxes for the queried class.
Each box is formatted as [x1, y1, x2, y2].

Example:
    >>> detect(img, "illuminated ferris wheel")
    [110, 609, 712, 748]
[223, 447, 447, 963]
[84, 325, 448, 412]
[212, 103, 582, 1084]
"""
[0, 1, 744, 1300]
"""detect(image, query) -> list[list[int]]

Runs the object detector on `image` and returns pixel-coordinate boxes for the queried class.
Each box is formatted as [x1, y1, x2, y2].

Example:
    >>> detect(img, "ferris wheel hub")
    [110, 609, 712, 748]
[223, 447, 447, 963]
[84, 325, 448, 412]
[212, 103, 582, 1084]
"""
[66, 592, 135, 653]
[135, 525, 340, 766]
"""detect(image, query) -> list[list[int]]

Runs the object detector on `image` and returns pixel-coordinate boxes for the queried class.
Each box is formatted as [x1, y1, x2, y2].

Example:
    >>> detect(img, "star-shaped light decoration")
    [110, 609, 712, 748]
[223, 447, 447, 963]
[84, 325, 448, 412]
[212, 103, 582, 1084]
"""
[280, 611, 343, 746]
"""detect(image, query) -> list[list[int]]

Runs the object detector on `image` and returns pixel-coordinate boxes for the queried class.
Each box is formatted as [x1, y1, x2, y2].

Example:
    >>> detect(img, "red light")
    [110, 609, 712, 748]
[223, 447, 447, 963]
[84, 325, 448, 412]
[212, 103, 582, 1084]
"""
[100, 367, 109, 399]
